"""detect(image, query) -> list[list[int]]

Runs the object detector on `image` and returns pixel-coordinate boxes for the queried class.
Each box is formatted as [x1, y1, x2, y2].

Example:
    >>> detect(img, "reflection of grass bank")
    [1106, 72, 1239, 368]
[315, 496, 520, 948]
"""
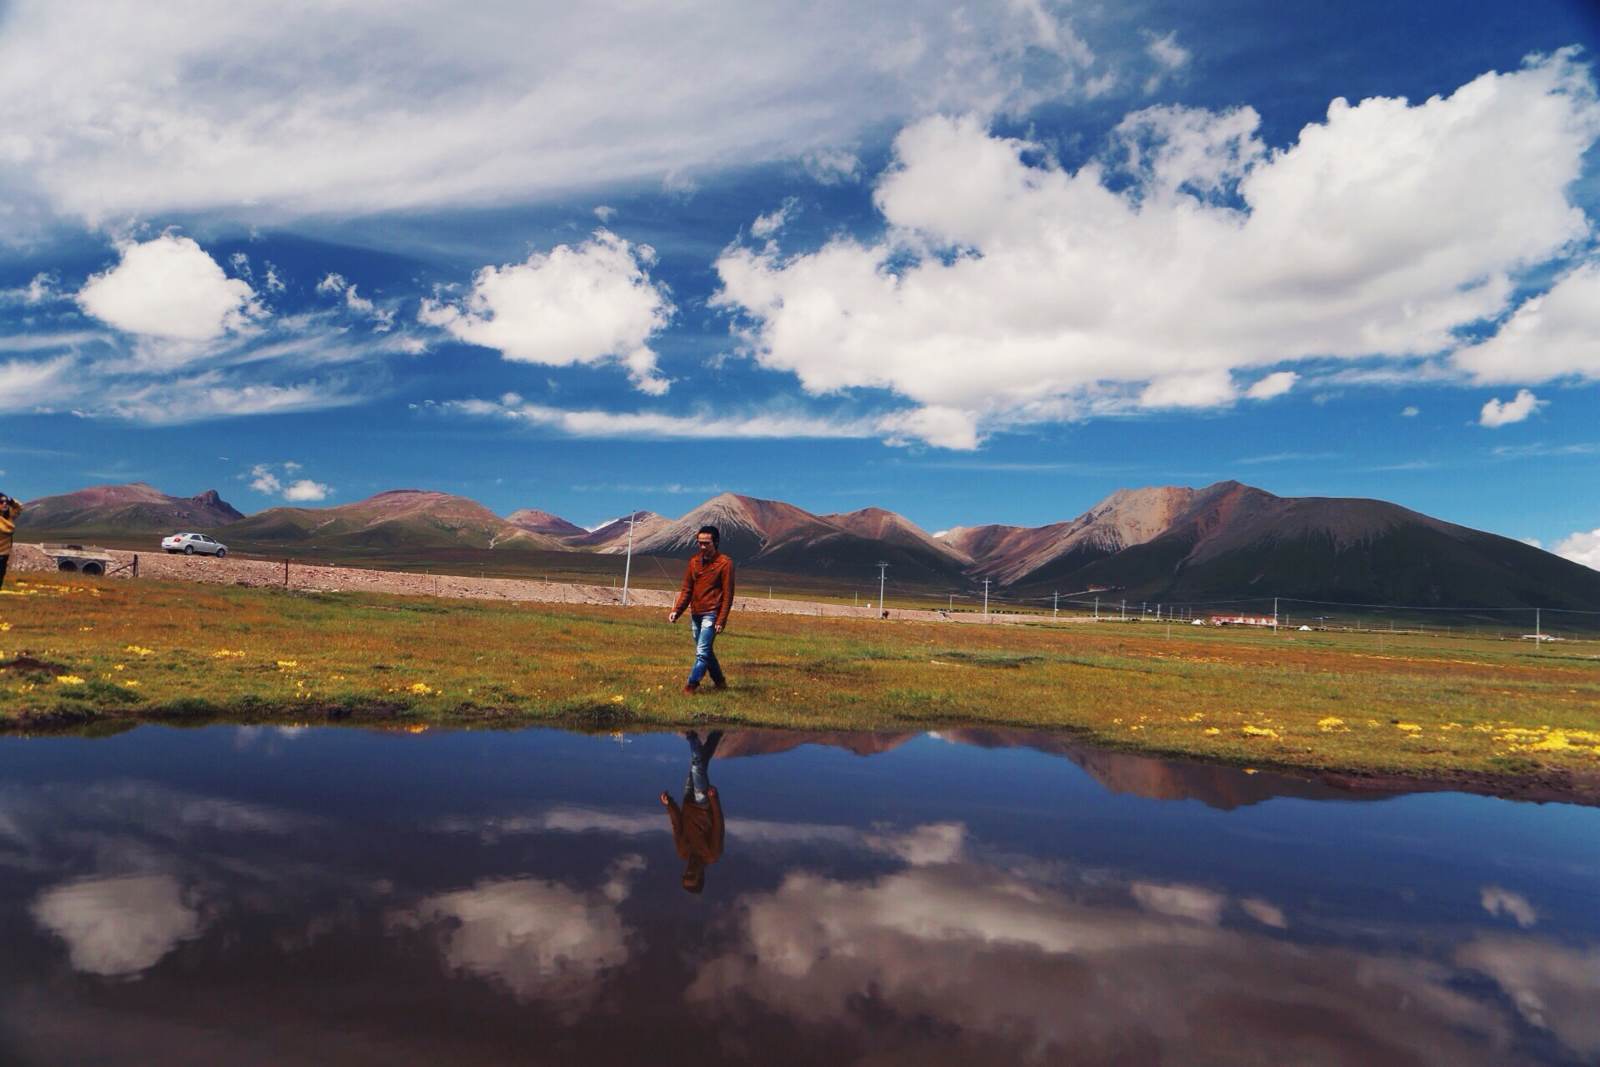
[3, 574, 1599, 792]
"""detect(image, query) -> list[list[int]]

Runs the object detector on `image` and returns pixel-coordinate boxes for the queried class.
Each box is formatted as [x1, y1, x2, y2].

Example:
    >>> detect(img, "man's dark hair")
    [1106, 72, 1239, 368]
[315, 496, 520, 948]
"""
[697, 525, 719, 547]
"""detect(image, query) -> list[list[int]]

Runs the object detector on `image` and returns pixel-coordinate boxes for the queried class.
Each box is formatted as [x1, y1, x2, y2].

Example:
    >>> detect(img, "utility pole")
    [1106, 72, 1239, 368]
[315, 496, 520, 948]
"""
[621, 511, 636, 606]
[1053, 590, 1059, 620]
[1536, 607, 1542, 649]
[982, 579, 991, 616]
[876, 562, 888, 617]
[1094, 595, 1099, 621]
[1120, 599, 1126, 621]
[1273, 596, 1279, 633]
[948, 593, 954, 612]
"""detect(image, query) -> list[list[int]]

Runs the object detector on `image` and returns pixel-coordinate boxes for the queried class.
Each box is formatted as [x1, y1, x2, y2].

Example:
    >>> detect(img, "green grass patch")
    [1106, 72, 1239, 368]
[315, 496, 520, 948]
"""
[1, 573, 1598, 794]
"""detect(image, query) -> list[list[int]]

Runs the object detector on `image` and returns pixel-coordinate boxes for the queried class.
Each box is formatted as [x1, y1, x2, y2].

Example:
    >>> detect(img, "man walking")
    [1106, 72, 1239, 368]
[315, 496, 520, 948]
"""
[668, 524, 734, 694]
[0, 492, 20, 591]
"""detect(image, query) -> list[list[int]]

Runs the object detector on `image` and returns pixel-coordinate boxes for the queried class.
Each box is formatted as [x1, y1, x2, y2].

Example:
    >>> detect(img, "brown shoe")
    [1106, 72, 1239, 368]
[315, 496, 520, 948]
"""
[683, 684, 699, 695]
[710, 677, 727, 691]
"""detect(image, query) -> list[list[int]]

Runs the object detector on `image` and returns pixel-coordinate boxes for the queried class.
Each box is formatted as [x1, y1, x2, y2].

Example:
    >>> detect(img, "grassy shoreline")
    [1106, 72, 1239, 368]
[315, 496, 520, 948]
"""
[4, 573, 1599, 800]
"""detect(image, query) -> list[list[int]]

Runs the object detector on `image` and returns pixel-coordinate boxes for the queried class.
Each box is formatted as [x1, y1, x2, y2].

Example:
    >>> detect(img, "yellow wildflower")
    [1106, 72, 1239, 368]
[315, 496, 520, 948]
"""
[1396, 722, 1422, 733]
[56, 675, 85, 686]
[211, 649, 246, 659]
[112, 663, 126, 671]
[125, 645, 154, 656]
[1317, 717, 1346, 732]
[611, 695, 626, 704]
[408, 682, 435, 695]
[1241, 725, 1280, 739]
[276, 660, 299, 669]
[1203, 727, 1221, 736]
[121, 680, 141, 689]
[0, 621, 11, 631]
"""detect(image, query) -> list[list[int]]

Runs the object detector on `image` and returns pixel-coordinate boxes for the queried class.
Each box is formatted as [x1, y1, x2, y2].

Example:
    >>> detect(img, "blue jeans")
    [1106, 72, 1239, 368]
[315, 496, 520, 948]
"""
[687, 612, 724, 687]
[684, 729, 723, 802]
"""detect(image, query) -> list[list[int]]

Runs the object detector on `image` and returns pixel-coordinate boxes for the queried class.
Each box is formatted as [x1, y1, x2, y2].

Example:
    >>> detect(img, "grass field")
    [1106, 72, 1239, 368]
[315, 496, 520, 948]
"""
[3, 572, 1599, 795]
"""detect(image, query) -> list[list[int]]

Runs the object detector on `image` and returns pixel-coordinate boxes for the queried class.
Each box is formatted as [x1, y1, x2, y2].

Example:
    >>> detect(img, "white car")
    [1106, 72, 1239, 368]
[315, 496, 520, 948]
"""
[162, 532, 228, 557]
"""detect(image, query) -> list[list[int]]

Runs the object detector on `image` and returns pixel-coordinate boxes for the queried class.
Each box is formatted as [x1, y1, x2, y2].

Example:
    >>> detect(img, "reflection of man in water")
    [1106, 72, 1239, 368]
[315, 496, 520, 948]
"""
[659, 729, 724, 894]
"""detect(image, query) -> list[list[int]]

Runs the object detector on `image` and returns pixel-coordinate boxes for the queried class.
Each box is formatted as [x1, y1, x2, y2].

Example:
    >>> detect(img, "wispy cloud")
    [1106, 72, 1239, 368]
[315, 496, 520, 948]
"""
[571, 482, 723, 495]
[1234, 451, 1341, 466]
[1363, 459, 1444, 472]
[1490, 442, 1600, 459]
[429, 393, 888, 442]
[0, 331, 110, 353]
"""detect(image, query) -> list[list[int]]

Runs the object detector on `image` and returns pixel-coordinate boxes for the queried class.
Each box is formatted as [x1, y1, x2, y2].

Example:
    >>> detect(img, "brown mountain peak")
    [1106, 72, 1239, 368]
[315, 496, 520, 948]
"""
[507, 508, 587, 539]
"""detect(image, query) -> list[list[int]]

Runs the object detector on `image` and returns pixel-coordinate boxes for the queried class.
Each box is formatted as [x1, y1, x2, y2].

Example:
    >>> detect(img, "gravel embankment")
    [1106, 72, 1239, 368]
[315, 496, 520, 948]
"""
[10, 543, 1064, 626]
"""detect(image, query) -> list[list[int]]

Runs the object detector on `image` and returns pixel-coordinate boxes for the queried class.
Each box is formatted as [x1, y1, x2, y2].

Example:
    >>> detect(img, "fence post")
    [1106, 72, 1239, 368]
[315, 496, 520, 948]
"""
[131, 553, 139, 579]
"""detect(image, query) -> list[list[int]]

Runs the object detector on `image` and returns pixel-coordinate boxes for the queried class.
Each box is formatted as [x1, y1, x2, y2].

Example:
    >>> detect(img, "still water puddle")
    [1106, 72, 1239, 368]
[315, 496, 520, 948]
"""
[1, 725, 1597, 1065]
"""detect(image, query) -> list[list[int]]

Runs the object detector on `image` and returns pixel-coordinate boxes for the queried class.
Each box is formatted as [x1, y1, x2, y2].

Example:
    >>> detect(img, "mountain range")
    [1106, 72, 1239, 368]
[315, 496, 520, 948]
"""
[17, 480, 1600, 609]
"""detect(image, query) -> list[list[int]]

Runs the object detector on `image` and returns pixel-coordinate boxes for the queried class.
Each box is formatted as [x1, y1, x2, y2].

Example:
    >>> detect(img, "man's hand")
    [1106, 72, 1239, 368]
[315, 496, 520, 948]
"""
[706, 786, 718, 798]
[715, 623, 725, 634]
[667, 611, 679, 623]
[659, 791, 672, 806]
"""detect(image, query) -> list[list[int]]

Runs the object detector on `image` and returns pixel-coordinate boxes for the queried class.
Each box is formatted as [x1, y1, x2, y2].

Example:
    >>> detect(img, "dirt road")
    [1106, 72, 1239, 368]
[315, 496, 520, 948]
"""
[11, 542, 1071, 627]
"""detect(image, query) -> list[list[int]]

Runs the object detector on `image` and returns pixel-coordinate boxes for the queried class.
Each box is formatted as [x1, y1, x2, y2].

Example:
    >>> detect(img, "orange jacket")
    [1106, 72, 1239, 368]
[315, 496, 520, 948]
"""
[672, 551, 735, 628]
[666, 793, 724, 864]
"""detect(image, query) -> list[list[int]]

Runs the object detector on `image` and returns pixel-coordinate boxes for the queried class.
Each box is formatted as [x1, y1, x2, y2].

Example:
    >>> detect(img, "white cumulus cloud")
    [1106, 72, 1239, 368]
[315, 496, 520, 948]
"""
[714, 52, 1600, 448]
[1479, 388, 1545, 427]
[751, 198, 799, 239]
[1246, 370, 1298, 400]
[1453, 260, 1600, 383]
[420, 230, 674, 394]
[1554, 528, 1600, 570]
[248, 461, 332, 501]
[77, 234, 261, 342]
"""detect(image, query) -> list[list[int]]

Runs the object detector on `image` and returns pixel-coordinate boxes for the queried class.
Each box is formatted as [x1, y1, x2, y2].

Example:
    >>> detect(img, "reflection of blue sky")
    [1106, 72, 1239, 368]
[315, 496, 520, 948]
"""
[0, 725, 1597, 1062]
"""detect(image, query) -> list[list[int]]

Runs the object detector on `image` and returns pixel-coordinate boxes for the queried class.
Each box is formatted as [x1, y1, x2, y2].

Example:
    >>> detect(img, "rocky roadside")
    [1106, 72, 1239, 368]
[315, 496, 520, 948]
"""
[10, 542, 1070, 627]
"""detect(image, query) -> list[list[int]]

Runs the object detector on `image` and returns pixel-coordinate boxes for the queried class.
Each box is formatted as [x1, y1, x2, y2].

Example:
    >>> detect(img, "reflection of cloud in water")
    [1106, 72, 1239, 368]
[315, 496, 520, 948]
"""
[1457, 935, 1600, 1056]
[691, 862, 1520, 1065]
[1238, 896, 1288, 929]
[390, 855, 644, 1015]
[31, 874, 204, 978]
[1480, 885, 1538, 928]
[3, 781, 330, 979]
[1129, 880, 1226, 925]
[444, 806, 966, 865]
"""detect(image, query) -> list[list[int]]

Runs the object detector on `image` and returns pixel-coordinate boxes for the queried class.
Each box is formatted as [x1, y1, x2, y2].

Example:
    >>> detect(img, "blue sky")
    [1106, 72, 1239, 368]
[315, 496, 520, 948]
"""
[1, 0, 1599, 563]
